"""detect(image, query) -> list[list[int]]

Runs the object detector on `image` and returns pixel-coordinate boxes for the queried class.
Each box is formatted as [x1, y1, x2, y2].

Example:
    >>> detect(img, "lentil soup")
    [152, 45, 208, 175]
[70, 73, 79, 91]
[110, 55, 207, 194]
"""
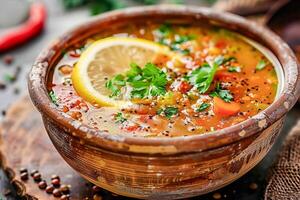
[48, 22, 279, 137]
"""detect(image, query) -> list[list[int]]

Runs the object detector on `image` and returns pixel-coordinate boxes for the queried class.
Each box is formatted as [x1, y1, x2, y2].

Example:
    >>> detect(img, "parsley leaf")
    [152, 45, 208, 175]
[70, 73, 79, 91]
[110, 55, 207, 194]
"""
[49, 91, 58, 106]
[156, 24, 172, 37]
[115, 112, 127, 123]
[210, 83, 233, 102]
[196, 103, 210, 112]
[187, 56, 224, 94]
[228, 66, 241, 72]
[256, 60, 267, 71]
[105, 74, 126, 98]
[157, 106, 178, 119]
[106, 63, 168, 99]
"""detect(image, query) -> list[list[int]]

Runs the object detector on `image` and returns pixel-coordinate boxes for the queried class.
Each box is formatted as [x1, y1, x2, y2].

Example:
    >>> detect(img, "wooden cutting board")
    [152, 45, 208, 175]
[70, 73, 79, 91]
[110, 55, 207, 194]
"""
[0, 96, 122, 200]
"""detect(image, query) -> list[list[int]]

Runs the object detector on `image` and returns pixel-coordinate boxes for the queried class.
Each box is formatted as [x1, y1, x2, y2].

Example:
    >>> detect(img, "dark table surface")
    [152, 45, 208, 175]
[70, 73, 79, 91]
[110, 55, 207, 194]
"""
[0, 0, 299, 199]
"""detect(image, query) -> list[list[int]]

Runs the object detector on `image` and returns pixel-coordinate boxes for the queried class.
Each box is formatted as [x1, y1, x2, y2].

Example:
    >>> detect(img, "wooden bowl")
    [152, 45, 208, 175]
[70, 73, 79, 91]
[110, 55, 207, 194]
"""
[28, 5, 300, 199]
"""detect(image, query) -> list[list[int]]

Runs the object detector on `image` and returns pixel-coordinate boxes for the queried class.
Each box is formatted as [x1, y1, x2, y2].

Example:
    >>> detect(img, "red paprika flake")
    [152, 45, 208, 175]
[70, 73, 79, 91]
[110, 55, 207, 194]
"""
[0, 2, 47, 52]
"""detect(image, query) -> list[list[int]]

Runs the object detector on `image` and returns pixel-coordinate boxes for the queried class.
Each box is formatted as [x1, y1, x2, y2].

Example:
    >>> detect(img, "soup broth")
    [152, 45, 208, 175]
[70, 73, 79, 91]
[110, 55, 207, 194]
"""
[48, 22, 278, 137]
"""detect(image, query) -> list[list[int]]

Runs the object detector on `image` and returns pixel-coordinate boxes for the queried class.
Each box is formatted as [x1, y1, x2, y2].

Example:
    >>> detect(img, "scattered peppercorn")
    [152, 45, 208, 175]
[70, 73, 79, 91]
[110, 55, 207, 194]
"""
[60, 184, 70, 194]
[45, 185, 54, 194]
[33, 172, 41, 182]
[249, 182, 258, 190]
[212, 192, 222, 199]
[3, 55, 14, 65]
[38, 180, 47, 189]
[61, 194, 70, 200]
[30, 169, 38, 177]
[19, 168, 27, 174]
[20, 172, 29, 181]
[53, 188, 62, 197]
[51, 178, 60, 187]
[92, 185, 101, 194]
[51, 174, 60, 180]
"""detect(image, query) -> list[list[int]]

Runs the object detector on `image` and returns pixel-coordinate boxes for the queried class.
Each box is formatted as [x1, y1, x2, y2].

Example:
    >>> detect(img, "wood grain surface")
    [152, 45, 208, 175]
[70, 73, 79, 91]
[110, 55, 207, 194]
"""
[0, 96, 97, 199]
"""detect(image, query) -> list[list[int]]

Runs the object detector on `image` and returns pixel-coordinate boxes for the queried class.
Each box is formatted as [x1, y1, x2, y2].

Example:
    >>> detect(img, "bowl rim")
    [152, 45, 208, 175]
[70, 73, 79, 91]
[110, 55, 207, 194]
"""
[28, 5, 300, 154]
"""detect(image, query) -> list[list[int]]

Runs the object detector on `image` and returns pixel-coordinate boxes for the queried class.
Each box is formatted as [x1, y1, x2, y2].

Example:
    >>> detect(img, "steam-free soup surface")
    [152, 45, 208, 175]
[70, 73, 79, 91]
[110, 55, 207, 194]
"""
[48, 22, 278, 137]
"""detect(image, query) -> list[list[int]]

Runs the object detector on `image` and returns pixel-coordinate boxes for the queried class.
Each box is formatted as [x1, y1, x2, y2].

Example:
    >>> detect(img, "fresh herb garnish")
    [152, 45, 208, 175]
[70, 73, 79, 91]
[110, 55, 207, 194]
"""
[105, 74, 126, 98]
[256, 60, 267, 71]
[228, 66, 241, 73]
[210, 83, 233, 102]
[156, 24, 172, 37]
[115, 112, 127, 123]
[196, 103, 210, 112]
[222, 56, 237, 64]
[169, 35, 195, 54]
[49, 91, 58, 106]
[106, 63, 168, 99]
[157, 106, 178, 119]
[187, 56, 224, 94]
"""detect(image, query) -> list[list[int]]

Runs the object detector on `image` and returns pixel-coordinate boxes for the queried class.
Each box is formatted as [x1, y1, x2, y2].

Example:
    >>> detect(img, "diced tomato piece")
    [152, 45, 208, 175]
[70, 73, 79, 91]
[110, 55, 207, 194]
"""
[213, 97, 240, 117]
[215, 40, 227, 49]
[178, 81, 192, 94]
[215, 71, 237, 80]
[139, 115, 151, 123]
[124, 124, 140, 132]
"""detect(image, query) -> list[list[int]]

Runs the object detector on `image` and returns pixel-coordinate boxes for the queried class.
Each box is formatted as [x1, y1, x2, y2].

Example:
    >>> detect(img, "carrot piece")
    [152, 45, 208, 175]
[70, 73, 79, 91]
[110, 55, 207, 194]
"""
[213, 97, 240, 117]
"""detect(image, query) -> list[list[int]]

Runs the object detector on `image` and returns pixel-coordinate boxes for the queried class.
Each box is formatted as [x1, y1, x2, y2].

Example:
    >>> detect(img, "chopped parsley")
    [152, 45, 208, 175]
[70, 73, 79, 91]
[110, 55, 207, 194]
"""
[49, 91, 58, 106]
[196, 103, 210, 112]
[187, 56, 224, 94]
[256, 60, 267, 71]
[115, 112, 127, 123]
[105, 74, 126, 97]
[106, 63, 168, 99]
[157, 106, 178, 119]
[156, 24, 172, 37]
[210, 83, 233, 102]
[228, 66, 241, 72]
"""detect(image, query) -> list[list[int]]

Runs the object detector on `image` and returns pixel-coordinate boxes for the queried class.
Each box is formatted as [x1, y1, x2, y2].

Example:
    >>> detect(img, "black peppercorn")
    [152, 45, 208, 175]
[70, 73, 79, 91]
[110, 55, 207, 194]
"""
[38, 180, 47, 189]
[33, 173, 41, 182]
[20, 172, 28, 181]
[30, 169, 38, 177]
[45, 185, 54, 194]
[53, 188, 62, 197]
[51, 178, 60, 187]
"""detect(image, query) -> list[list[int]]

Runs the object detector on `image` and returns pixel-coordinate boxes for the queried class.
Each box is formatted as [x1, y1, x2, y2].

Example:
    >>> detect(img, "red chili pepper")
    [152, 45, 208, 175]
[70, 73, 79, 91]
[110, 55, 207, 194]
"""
[0, 2, 46, 52]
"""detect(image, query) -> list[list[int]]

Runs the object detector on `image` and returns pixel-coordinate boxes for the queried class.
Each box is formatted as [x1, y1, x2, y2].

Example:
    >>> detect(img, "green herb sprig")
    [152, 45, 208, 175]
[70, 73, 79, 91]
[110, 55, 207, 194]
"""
[196, 103, 210, 112]
[49, 91, 58, 106]
[256, 60, 267, 71]
[187, 56, 224, 94]
[210, 83, 233, 102]
[106, 63, 168, 99]
[157, 106, 178, 119]
[115, 112, 127, 123]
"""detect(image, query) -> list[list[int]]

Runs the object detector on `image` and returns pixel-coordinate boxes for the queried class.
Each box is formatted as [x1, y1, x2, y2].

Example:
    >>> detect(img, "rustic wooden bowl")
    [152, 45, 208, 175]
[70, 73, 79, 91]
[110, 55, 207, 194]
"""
[28, 5, 300, 199]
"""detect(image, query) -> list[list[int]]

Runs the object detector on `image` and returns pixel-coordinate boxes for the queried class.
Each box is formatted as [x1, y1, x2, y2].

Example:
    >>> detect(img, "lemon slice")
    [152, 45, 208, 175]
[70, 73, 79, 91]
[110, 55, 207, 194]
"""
[72, 37, 180, 107]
